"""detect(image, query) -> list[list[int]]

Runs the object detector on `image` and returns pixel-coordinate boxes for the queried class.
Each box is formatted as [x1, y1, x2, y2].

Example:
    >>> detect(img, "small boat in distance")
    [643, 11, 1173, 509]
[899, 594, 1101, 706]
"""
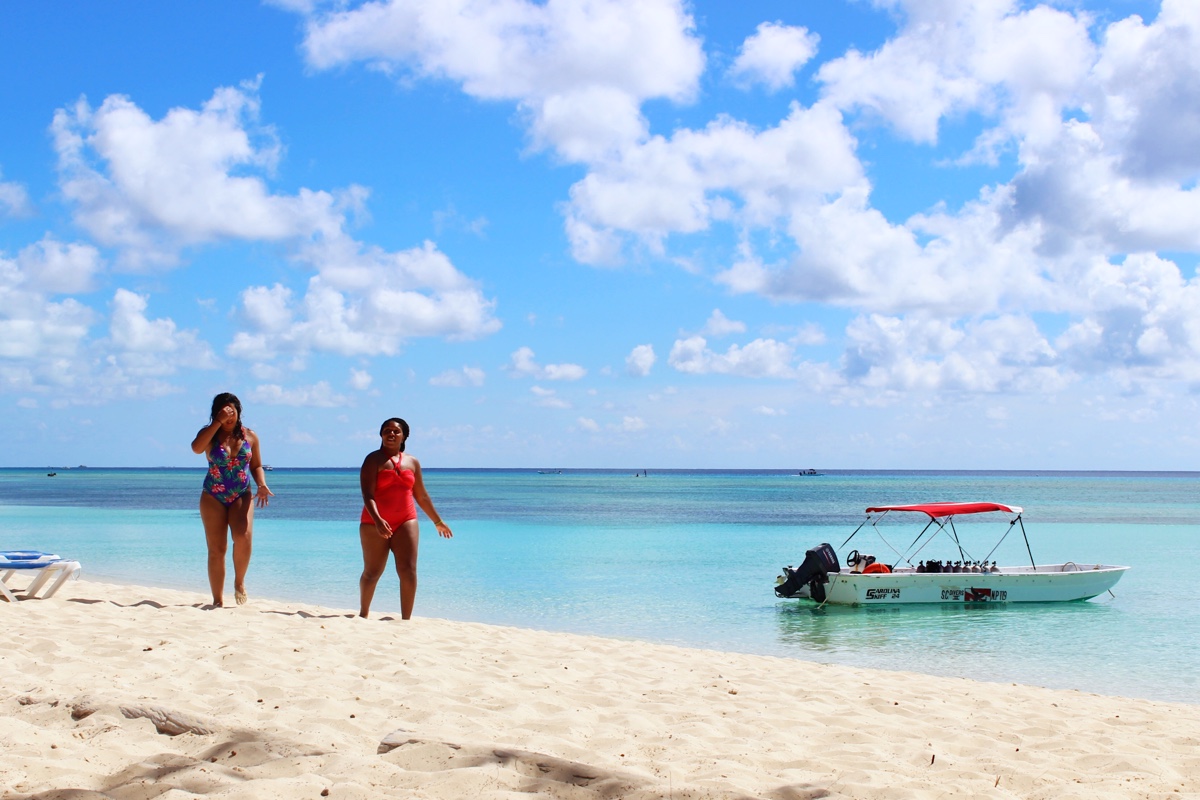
[796, 469, 822, 476]
[537, 469, 562, 475]
[775, 502, 1129, 606]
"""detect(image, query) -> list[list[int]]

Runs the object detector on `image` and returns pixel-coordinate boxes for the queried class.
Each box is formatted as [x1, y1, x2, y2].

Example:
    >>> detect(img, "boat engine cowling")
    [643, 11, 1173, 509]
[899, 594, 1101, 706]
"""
[775, 543, 840, 599]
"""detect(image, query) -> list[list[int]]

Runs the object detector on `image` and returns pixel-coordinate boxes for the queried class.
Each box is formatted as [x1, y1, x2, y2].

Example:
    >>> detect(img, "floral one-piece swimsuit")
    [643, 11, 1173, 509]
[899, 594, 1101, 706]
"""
[204, 436, 252, 506]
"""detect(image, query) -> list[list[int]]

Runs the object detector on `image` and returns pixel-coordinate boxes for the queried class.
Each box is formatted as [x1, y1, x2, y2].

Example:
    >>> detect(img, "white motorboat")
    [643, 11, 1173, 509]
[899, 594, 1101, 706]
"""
[775, 502, 1129, 606]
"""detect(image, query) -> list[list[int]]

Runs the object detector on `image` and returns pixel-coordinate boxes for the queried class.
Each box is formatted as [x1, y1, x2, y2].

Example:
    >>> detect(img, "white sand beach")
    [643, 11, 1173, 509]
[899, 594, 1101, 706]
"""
[2, 578, 1198, 799]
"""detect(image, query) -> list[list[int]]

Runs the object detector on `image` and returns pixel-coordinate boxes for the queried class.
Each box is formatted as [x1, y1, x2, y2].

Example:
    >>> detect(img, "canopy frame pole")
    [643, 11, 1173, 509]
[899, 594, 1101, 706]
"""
[1018, 515, 1036, 570]
[840, 511, 881, 548]
[947, 516, 967, 562]
[899, 518, 938, 565]
[982, 518, 1017, 564]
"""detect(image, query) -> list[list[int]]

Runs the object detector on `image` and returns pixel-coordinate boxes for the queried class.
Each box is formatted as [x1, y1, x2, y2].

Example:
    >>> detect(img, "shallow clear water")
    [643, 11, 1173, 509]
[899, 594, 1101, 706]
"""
[2, 468, 1198, 704]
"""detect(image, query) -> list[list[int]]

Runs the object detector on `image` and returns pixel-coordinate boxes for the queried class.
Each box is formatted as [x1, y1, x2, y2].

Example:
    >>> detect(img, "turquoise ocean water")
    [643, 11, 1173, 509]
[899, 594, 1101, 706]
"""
[2, 468, 1198, 705]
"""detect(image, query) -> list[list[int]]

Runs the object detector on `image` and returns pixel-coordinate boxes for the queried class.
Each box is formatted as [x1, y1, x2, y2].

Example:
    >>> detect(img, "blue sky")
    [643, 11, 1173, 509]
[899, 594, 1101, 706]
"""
[2, 0, 1197, 470]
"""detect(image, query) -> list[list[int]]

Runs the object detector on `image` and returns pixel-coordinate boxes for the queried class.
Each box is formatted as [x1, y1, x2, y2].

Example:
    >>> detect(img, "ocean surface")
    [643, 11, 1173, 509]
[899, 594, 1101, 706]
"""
[3, 467, 1199, 705]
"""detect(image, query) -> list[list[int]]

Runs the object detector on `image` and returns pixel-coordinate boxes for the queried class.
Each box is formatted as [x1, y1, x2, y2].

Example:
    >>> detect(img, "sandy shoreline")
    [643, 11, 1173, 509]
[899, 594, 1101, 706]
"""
[3, 579, 1198, 799]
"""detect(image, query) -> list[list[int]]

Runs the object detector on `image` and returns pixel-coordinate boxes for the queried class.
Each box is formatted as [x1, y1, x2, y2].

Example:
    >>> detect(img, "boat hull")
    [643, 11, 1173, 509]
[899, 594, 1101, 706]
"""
[808, 564, 1129, 606]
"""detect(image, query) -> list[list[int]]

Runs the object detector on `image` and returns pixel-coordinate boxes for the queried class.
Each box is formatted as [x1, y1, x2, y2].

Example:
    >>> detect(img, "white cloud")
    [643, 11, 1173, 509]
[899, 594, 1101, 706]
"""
[51, 80, 339, 266]
[251, 380, 348, 407]
[349, 367, 373, 390]
[530, 384, 571, 408]
[617, 415, 646, 432]
[107, 289, 219, 376]
[1079, 0, 1200, 183]
[817, 2, 1092, 146]
[840, 312, 1068, 394]
[287, 428, 319, 444]
[18, 236, 104, 294]
[0, 252, 95, 362]
[668, 335, 798, 378]
[791, 322, 826, 346]
[507, 346, 586, 380]
[229, 241, 501, 361]
[625, 343, 656, 376]
[728, 22, 819, 92]
[1055, 253, 1200, 382]
[300, 0, 705, 163]
[754, 405, 786, 416]
[430, 366, 486, 387]
[0, 253, 220, 398]
[50, 83, 501, 364]
[0, 168, 31, 217]
[576, 416, 600, 432]
[701, 309, 745, 337]
[284, 0, 1200, 402]
[565, 101, 863, 263]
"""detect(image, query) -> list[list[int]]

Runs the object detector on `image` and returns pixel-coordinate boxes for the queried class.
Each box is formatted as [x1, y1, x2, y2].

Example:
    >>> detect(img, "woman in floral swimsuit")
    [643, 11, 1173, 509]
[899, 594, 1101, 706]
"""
[191, 392, 273, 607]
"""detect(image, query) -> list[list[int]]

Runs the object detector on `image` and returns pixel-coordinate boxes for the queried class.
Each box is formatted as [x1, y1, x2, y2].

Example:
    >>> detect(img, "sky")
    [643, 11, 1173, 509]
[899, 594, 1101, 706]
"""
[1, 0, 1198, 470]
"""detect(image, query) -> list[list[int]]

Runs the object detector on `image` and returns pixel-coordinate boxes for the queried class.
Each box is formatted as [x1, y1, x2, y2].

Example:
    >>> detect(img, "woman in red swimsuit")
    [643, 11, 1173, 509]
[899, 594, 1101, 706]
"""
[359, 417, 452, 619]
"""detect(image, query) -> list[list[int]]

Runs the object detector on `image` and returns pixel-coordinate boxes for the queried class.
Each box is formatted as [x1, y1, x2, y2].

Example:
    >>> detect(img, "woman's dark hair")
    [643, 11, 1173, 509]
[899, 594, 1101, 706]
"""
[209, 392, 244, 446]
[380, 417, 409, 452]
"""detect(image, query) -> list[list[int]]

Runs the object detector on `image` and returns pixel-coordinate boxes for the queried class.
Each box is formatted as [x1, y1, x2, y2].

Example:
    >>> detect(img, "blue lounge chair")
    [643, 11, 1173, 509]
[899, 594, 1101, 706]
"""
[0, 550, 81, 602]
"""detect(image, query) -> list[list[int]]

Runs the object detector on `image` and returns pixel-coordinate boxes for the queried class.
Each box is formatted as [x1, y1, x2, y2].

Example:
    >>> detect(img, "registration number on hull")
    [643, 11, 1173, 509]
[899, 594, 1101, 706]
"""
[941, 588, 1008, 601]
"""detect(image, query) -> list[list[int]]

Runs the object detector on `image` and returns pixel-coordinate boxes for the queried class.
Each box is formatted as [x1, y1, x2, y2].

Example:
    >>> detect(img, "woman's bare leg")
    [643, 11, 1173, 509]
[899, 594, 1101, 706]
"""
[227, 492, 254, 604]
[359, 523, 391, 618]
[199, 492, 231, 607]
[390, 520, 421, 620]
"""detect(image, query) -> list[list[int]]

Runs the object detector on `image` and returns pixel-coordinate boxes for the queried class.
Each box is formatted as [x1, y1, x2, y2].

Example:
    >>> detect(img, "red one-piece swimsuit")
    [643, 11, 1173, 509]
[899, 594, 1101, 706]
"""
[361, 458, 416, 527]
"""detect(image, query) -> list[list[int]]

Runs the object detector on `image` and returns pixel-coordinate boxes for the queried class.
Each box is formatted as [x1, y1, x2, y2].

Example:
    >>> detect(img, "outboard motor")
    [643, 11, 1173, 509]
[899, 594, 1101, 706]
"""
[775, 543, 840, 600]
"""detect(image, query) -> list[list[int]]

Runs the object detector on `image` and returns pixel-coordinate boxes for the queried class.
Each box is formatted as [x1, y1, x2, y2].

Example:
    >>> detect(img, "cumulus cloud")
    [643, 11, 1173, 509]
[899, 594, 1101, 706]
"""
[0, 169, 31, 217]
[230, 242, 501, 361]
[617, 415, 646, 432]
[300, 0, 704, 163]
[17, 236, 104, 295]
[565, 101, 863, 263]
[349, 367, 373, 390]
[51, 79, 335, 266]
[791, 322, 826, 346]
[50, 82, 501, 367]
[282, 0, 1200, 400]
[701, 309, 745, 337]
[576, 416, 600, 432]
[0, 244, 217, 398]
[251, 380, 348, 407]
[107, 289, 219, 376]
[625, 343, 655, 376]
[0, 253, 96, 364]
[840, 312, 1067, 394]
[1055, 254, 1200, 382]
[530, 384, 571, 408]
[817, 2, 1092, 147]
[728, 22, 819, 92]
[430, 365, 486, 387]
[668, 335, 798, 378]
[507, 346, 586, 380]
